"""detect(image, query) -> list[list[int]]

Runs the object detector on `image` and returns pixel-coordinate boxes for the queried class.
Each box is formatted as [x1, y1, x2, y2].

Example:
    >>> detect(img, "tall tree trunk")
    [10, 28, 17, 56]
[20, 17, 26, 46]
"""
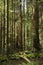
[14, 0, 16, 50]
[7, 0, 9, 57]
[11, 0, 14, 53]
[0, 12, 2, 54]
[19, 0, 23, 51]
[3, 0, 5, 54]
[41, 2, 43, 25]
[23, 0, 26, 51]
[33, 0, 41, 53]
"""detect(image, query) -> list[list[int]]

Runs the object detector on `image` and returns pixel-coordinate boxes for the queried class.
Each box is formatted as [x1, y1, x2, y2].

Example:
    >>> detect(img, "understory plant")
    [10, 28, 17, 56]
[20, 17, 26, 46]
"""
[19, 62, 38, 65]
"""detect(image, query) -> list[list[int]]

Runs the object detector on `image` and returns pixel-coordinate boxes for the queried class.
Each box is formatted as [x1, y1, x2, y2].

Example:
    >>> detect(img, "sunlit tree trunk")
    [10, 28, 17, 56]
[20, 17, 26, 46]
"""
[0, 12, 2, 54]
[23, 0, 25, 51]
[14, 0, 16, 50]
[40, 2, 43, 50]
[41, 2, 43, 25]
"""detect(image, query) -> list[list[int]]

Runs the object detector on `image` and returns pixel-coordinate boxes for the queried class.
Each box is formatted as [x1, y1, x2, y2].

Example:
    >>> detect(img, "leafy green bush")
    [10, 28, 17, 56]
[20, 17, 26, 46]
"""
[26, 53, 35, 58]
[9, 53, 20, 60]
[0, 55, 8, 61]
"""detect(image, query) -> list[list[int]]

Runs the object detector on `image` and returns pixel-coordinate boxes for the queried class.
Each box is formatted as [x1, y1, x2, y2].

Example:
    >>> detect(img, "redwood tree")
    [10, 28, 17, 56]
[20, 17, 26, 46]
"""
[33, 0, 41, 53]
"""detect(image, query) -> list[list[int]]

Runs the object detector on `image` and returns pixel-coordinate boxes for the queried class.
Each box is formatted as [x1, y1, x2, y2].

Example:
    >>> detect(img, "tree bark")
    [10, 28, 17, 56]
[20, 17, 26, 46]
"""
[33, 0, 41, 53]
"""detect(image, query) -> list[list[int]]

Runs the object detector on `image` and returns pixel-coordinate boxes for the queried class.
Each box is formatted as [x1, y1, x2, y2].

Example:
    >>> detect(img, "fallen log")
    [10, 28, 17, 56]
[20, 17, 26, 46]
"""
[19, 55, 31, 63]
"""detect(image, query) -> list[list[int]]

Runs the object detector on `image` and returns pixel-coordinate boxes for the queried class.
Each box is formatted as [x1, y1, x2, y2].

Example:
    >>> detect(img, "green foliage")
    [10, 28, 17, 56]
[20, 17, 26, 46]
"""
[8, 52, 43, 60]
[19, 62, 38, 65]
[26, 53, 35, 58]
[26, 53, 43, 58]
[9, 53, 20, 60]
[0, 55, 8, 62]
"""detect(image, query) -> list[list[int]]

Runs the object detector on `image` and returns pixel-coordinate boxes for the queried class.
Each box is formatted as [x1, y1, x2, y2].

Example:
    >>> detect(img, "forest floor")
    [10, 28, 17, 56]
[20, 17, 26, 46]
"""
[9, 57, 43, 65]
[0, 57, 43, 65]
[0, 52, 43, 65]
[31, 57, 43, 65]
